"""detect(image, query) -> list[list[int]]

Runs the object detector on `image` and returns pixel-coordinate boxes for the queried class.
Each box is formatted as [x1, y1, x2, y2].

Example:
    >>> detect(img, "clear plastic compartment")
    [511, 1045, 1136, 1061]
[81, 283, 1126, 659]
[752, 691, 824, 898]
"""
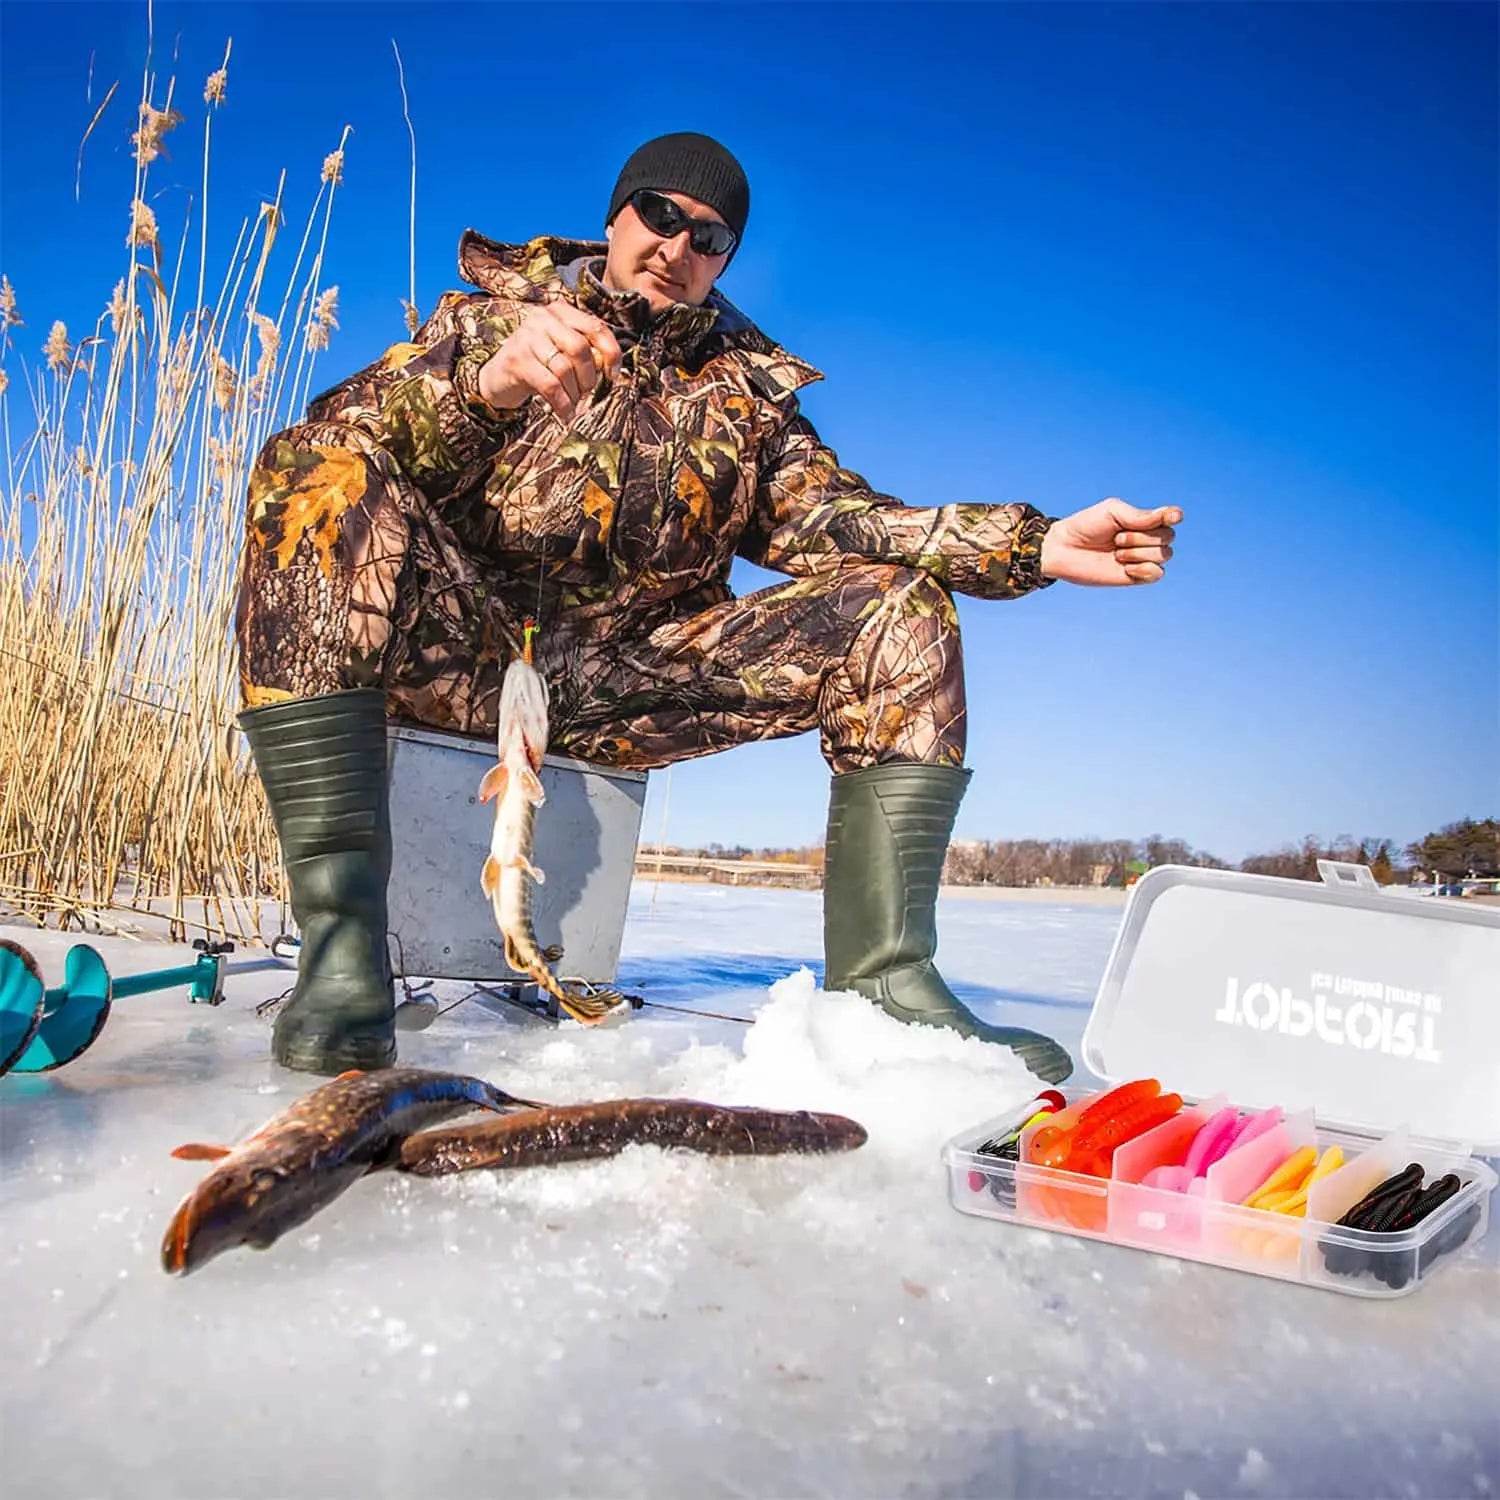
[943, 863, 1500, 1298]
[943, 1092, 1495, 1298]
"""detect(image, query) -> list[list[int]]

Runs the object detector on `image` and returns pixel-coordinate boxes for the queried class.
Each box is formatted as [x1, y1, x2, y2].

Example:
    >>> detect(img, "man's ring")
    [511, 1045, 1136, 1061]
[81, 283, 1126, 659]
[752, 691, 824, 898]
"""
[547, 349, 565, 371]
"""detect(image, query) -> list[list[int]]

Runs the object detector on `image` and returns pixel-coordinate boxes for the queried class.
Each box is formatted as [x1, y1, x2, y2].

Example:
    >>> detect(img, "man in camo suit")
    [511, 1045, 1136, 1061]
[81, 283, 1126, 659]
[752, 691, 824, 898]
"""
[238, 132, 1181, 1083]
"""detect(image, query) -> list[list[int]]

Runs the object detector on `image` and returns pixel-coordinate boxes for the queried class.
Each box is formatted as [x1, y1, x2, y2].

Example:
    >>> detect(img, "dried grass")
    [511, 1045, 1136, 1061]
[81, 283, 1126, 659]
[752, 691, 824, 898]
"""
[0, 30, 356, 942]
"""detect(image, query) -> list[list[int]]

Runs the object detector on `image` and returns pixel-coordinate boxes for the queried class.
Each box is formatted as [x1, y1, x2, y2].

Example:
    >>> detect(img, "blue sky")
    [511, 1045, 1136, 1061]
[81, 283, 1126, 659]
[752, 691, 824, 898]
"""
[1, 1, 1495, 863]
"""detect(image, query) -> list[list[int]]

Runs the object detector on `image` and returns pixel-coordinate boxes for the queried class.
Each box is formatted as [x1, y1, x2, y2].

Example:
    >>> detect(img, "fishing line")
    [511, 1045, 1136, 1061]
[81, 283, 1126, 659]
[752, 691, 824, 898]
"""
[648, 764, 674, 915]
[636, 998, 752, 1025]
[419, 987, 751, 1027]
[434, 988, 483, 1020]
[532, 534, 548, 649]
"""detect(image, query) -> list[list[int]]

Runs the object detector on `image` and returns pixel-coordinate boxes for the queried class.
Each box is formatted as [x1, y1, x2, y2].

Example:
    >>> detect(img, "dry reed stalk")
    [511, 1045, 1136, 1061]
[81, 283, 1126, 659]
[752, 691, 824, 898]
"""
[392, 41, 420, 335]
[0, 30, 355, 943]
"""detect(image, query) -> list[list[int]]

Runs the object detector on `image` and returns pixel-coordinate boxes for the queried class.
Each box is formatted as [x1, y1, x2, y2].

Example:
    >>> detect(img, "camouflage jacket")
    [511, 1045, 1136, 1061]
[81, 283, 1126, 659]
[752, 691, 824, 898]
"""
[306, 232, 1055, 626]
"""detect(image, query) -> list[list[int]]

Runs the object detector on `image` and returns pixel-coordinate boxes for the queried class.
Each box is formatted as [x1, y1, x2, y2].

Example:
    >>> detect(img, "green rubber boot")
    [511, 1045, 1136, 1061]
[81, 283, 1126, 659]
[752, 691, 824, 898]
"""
[822, 762, 1073, 1084]
[240, 689, 397, 1075]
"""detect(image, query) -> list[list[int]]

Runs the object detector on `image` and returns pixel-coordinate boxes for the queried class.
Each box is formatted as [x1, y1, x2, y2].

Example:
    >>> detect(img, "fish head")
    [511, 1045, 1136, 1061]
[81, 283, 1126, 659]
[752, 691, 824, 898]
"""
[160, 1145, 332, 1275]
[496, 658, 550, 769]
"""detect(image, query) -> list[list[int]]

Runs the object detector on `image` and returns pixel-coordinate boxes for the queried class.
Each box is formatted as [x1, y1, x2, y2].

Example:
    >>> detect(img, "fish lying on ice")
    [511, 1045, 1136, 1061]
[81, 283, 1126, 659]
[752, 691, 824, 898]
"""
[161, 1068, 541, 1275]
[479, 625, 624, 1025]
[394, 1098, 869, 1176]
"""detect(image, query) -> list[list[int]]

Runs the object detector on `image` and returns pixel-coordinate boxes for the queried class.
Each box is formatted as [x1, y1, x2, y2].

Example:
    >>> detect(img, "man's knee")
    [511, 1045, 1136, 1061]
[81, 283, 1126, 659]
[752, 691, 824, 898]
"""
[243, 420, 412, 572]
[237, 420, 414, 699]
[246, 420, 405, 508]
[835, 563, 962, 641]
[833, 563, 965, 712]
[819, 564, 967, 769]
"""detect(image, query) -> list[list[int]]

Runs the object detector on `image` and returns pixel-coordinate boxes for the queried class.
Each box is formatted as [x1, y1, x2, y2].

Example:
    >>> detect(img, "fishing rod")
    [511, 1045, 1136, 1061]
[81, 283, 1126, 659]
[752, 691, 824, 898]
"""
[402, 979, 753, 1029]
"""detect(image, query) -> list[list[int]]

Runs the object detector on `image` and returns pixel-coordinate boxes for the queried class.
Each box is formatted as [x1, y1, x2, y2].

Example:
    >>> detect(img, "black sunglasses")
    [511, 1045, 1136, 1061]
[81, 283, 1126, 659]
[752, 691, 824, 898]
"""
[629, 189, 737, 258]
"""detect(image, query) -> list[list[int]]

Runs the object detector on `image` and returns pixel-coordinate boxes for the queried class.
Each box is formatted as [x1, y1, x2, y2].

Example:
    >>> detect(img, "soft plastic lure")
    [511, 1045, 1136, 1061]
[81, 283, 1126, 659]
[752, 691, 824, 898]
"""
[1070, 1078, 1161, 1135]
[1141, 1107, 1296, 1202]
[1374, 1173, 1462, 1232]
[1233, 1144, 1345, 1261]
[1244, 1142, 1344, 1214]
[1337, 1164, 1463, 1234]
[1182, 1106, 1240, 1178]
[1063, 1092, 1184, 1176]
[1323, 1165, 1476, 1287]
[1030, 1083, 1183, 1180]
[976, 1090, 1066, 1158]
[1244, 1145, 1318, 1207]
[969, 1092, 1066, 1200]
[1223, 1106, 1284, 1155]
[1030, 1079, 1161, 1168]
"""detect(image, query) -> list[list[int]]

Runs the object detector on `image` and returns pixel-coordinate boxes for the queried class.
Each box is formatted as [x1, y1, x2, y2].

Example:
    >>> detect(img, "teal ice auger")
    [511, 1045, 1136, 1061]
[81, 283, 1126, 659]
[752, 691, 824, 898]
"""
[0, 938, 282, 1076]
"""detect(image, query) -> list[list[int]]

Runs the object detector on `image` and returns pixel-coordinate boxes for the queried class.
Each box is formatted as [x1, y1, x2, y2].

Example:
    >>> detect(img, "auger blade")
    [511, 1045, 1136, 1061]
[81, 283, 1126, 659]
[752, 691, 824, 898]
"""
[0, 939, 47, 1077]
[10, 943, 112, 1073]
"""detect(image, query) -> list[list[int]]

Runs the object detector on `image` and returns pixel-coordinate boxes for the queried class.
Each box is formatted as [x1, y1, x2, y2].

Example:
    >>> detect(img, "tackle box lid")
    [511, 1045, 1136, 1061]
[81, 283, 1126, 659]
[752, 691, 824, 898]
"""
[1079, 862, 1500, 1156]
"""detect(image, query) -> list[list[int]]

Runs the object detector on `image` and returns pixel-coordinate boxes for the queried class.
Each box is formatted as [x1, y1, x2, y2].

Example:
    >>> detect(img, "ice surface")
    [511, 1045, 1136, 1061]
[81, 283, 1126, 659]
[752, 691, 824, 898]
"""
[1, 883, 1496, 1499]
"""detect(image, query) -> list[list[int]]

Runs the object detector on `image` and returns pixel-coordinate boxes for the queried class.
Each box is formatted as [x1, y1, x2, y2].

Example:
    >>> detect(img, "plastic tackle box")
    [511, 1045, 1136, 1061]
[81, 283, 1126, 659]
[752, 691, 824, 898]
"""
[941, 862, 1500, 1297]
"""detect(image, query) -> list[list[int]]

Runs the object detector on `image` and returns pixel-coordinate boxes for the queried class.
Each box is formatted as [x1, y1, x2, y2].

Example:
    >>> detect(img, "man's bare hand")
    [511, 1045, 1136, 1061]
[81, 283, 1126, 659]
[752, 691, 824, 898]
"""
[476, 304, 624, 424]
[1039, 498, 1182, 587]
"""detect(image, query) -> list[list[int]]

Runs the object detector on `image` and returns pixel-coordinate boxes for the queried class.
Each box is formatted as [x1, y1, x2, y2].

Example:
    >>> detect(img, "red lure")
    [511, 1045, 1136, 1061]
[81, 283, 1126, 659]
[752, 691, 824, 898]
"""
[1030, 1078, 1163, 1168]
[1063, 1092, 1184, 1176]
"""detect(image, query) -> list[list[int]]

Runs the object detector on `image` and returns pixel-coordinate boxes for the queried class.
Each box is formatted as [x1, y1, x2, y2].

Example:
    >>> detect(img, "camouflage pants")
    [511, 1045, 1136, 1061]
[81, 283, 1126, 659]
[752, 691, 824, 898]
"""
[236, 424, 967, 772]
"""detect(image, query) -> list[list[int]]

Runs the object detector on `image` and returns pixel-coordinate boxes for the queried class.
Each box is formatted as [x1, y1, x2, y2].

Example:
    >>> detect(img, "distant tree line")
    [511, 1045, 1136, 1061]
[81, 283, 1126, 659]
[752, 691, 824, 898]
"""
[1403, 819, 1500, 881]
[1238, 836, 1397, 883]
[1236, 820, 1499, 886]
[660, 819, 1498, 888]
[944, 819, 1499, 887]
[942, 835, 1222, 887]
[653, 842, 826, 871]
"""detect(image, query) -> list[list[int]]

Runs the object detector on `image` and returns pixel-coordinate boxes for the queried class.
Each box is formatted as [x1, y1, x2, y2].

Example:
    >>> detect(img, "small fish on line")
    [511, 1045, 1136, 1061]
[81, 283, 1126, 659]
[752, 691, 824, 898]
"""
[480, 620, 626, 1025]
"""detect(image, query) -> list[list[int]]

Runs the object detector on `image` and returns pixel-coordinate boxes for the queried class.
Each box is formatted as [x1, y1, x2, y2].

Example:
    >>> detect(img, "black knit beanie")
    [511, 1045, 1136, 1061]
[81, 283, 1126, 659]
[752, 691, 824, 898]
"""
[606, 132, 750, 243]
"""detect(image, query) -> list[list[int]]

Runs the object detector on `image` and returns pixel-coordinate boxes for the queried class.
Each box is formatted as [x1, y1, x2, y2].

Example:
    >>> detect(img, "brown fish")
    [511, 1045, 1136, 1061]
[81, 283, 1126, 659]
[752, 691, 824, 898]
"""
[393, 1097, 869, 1176]
[161, 1068, 542, 1275]
[479, 631, 624, 1025]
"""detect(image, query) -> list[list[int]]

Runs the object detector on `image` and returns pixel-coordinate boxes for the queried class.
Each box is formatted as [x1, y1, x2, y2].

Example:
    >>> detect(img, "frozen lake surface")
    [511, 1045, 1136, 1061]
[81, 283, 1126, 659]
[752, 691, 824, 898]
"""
[1, 883, 1496, 1498]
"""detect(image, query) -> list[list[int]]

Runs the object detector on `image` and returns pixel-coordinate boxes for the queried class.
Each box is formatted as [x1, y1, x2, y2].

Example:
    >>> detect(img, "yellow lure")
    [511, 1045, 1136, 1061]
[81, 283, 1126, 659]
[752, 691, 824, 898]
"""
[1244, 1145, 1317, 1207]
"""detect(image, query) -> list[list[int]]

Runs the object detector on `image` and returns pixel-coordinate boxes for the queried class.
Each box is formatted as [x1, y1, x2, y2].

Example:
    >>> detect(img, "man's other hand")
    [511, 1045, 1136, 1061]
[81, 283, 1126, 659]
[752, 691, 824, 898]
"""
[1039, 499, 1182, 587]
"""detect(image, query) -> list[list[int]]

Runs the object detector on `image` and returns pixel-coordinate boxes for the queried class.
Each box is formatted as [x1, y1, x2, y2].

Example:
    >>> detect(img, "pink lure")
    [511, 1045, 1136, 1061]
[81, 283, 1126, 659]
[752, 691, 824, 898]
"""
[1183, 1107, 1241, 1178]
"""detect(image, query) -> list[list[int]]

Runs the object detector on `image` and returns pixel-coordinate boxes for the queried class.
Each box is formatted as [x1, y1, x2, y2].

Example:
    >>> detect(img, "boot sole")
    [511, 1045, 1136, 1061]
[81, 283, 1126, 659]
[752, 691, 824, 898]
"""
[1008, 1039, 1074, 1085]
[856, 988, 1075, 1084]
[273, 1033, 398, 1076]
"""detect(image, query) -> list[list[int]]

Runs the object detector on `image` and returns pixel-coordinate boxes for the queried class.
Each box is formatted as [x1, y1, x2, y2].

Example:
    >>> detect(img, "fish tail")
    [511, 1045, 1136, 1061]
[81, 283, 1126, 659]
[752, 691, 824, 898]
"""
[525, 964, 600, 1025]
[507, 939, 600, 1024]
[549, 981, 625, 1026]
